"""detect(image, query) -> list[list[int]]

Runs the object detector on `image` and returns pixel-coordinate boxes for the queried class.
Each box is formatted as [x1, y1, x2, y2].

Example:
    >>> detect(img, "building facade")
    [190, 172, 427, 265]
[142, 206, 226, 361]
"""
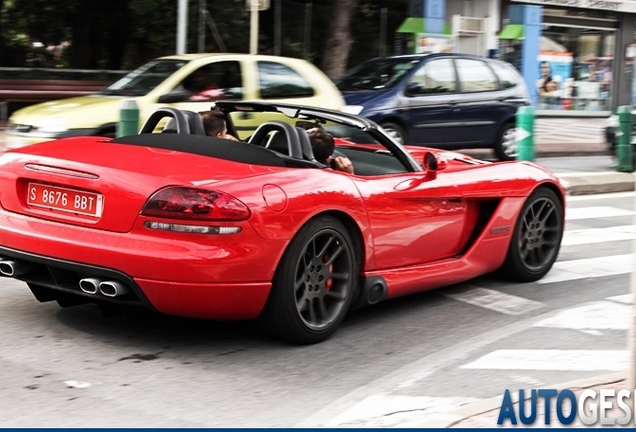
[401, 0, 636, 116]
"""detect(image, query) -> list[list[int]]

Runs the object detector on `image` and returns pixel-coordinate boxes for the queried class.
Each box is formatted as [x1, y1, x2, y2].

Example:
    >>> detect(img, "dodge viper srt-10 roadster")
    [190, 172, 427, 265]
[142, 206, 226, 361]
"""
[0, 101, 566, 344]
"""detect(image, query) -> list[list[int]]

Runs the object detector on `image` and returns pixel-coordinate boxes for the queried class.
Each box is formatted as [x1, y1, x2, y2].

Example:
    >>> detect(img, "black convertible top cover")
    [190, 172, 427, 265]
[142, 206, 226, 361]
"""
[111, 133, 286, 167]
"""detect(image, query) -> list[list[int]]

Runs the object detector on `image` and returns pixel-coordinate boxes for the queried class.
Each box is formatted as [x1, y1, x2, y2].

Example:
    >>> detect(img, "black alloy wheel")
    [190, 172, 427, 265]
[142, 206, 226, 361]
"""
[260, 216, 357, 344]
[501, 187, 564, 282]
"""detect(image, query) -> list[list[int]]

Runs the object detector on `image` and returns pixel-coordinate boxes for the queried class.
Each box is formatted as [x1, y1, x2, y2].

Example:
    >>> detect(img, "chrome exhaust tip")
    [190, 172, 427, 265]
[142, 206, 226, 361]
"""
[99, 281, 130, 297]
[79, 278, 101, 295]
[0, 260, 36, 277]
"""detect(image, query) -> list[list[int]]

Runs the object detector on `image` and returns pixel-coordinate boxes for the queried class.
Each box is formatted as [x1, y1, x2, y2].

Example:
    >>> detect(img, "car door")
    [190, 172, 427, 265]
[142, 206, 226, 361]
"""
[452, 58, 509, 145]
[402, 58, 462, 146]
[352, 172, 466, 270]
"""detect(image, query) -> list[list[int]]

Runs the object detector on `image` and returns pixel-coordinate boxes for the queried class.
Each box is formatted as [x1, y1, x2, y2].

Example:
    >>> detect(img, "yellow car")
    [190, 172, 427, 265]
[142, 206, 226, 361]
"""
[1, 53, 344, 148]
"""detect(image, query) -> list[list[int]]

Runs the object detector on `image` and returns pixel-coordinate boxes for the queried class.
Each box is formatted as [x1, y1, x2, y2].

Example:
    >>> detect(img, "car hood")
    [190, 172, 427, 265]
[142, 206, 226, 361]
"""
[9, 95, 128, 130]
[0, 136, 283, 233]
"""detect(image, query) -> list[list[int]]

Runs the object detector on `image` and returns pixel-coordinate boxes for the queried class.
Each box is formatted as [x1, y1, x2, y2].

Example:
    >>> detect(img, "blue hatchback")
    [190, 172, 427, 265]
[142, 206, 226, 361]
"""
[335, 53, 530, 161]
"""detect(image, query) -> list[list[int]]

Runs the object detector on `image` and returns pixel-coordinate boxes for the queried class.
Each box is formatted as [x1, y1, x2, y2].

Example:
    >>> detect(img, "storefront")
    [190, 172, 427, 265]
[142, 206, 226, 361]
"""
[502, 0, 636, 116]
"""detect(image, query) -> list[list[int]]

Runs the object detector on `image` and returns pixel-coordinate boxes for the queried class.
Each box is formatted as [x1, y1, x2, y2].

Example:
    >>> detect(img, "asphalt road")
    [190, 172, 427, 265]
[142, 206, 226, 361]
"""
[0, 191, 632, 427]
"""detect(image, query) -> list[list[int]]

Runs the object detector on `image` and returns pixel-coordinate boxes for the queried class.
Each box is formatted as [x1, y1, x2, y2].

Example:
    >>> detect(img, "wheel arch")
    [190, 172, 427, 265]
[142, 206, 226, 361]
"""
[379, 116, 407, 135]
[536, 181, 567, 211]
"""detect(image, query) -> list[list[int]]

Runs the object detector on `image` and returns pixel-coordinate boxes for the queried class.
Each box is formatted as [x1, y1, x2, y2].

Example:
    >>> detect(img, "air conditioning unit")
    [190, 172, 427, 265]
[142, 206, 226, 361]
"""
[455, 16, 485, 34]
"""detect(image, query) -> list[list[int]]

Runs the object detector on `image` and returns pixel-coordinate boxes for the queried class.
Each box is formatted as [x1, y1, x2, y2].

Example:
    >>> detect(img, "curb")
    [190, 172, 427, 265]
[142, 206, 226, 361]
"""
[556, 171, 635, 195]
[422, 371, 627, 428]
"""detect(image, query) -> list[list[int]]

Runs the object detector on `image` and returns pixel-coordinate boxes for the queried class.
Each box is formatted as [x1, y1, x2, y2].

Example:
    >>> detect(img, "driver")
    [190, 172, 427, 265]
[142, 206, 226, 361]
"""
[307, 127, 354, 174]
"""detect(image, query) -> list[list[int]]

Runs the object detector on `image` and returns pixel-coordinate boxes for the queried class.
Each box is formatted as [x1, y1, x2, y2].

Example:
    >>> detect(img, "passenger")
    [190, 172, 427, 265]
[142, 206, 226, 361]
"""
[307, 127, 354, 174]
[199, 110, 238, 140]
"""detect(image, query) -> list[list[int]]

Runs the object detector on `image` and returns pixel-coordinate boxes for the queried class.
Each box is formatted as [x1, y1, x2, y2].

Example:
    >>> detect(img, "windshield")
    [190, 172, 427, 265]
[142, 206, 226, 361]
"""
[335, 58, 420, 91]
[99, 59, 188, 97]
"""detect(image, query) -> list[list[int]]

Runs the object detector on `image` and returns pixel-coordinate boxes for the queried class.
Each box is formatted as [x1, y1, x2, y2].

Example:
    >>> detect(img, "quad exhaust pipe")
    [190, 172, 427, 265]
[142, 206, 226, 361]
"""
[79, 278, 101, 295]
[0, 259, 37, 277]
[79, 278, 130, 297]
[98, 281, 130, 297]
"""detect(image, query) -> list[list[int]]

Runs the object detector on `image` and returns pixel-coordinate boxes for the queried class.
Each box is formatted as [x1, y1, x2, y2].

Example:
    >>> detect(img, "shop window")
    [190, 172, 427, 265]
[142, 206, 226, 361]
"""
[538, 26, 614, 112]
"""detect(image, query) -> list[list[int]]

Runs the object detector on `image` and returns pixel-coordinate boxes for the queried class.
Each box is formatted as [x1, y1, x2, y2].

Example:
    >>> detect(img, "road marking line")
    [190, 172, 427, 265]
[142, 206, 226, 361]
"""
[562, 225, 635, 246]
[538, 254, 633, 284]
[443, 287, 544, 315]
[533, 300, 629, 331]
[460, 349, 628, 371]
[565, 206, 634, 221]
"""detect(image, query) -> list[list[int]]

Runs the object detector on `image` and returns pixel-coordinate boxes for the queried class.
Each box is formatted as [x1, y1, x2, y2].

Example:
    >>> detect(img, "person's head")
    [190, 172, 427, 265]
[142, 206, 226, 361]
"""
[307, 127, 334, 165]
[540, 61, 551, 77]
[200, 110, 228, 138]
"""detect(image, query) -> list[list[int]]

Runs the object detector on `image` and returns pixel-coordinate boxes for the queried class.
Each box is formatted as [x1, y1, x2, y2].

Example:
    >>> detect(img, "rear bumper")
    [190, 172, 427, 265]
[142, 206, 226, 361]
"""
[0, 208, 282, 319]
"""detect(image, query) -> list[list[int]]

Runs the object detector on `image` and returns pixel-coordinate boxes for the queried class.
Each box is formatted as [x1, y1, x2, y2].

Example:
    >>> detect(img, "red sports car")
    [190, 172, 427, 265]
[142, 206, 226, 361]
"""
[0, 101, 565, 344]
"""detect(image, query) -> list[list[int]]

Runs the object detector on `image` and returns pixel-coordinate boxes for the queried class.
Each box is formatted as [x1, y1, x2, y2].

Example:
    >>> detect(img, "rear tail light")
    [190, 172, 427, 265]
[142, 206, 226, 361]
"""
[141, 187, 250, 221]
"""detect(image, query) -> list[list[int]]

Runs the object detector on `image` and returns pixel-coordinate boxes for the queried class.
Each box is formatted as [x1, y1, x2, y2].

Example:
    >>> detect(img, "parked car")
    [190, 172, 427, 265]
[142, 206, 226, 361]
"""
[335, 53, 531, 161]
[0, 102, 565, 344]
[1, 54, 344, 148]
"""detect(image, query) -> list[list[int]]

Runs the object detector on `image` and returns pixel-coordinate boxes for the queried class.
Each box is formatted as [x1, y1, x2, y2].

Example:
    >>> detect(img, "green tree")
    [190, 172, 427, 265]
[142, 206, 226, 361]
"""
[0, 0, 408, 73]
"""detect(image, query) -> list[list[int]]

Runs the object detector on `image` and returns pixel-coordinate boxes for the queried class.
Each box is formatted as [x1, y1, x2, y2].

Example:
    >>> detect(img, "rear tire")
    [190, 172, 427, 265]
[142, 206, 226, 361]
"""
[500, 187, 564, 282]
[260, 215, 357, 344]
[494, 123, 516, 161]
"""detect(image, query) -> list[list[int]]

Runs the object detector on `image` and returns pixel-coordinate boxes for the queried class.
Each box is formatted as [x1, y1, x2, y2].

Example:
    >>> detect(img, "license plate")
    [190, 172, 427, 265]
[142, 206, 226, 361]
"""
[27, 183, 104, 218]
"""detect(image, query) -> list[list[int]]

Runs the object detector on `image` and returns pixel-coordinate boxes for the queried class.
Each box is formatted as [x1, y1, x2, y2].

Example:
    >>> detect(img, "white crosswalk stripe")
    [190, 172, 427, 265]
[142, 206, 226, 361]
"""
[443, 287, 544, 315]
[460, 349, 628, 371]
[565, 206, 634, 220]
[537, 254, 633, 284]
[533, 298, 630, 331]
[562, 225, 635, 246]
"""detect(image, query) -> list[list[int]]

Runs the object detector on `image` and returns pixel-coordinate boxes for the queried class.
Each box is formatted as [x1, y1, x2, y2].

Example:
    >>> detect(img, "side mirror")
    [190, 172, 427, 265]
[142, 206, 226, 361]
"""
[423, 152, 448, 180]
[157, 89, 191, 104]
[405, 82, 422, 96]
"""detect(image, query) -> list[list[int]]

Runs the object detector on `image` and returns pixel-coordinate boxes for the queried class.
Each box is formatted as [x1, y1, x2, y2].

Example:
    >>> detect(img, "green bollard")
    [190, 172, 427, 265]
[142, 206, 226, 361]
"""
[117, 98, 139, 137]
[516, 106, 535, 161]
[616, 105, 633, 172]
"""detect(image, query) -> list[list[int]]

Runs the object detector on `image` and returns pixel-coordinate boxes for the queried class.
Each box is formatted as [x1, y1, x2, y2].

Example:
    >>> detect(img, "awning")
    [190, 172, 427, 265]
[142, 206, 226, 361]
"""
[396, 17, 452, 35]
[498, 24, 524, 40]
[397, 17, 425, 33]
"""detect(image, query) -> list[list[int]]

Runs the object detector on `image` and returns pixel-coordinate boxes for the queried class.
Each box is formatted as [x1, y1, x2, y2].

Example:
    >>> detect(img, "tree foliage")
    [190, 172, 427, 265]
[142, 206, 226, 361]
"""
[0, 0, 408, 77]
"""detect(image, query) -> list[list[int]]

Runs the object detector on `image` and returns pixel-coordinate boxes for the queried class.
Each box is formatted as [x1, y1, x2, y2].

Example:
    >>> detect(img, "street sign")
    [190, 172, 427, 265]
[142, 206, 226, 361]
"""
[246, 0, 270, 10]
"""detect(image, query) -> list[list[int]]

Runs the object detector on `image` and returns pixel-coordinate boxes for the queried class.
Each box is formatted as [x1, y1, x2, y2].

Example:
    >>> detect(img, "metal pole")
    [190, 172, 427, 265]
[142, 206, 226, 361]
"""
[274, 0, 281, 56]
[177, 0, 188, 54]
[250, 0, 259, 54]
[303, 3, 312, 58]
[380, 7, 387, 57]
[198, 0, 206, 52]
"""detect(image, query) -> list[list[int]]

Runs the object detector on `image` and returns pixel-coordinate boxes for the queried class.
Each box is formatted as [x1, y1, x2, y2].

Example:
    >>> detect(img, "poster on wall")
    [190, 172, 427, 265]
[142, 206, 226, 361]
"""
[416, 34, 454, 54]
[537, 51, 574, 109]
[537, 51, 574, 110]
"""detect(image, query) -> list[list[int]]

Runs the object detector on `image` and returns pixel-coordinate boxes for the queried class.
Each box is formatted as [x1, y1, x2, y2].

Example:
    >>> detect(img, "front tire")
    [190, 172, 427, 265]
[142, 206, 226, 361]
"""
[500, 187, 564, 282]
[494, 123, 516, 161]
[260, 216, 358, 344]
